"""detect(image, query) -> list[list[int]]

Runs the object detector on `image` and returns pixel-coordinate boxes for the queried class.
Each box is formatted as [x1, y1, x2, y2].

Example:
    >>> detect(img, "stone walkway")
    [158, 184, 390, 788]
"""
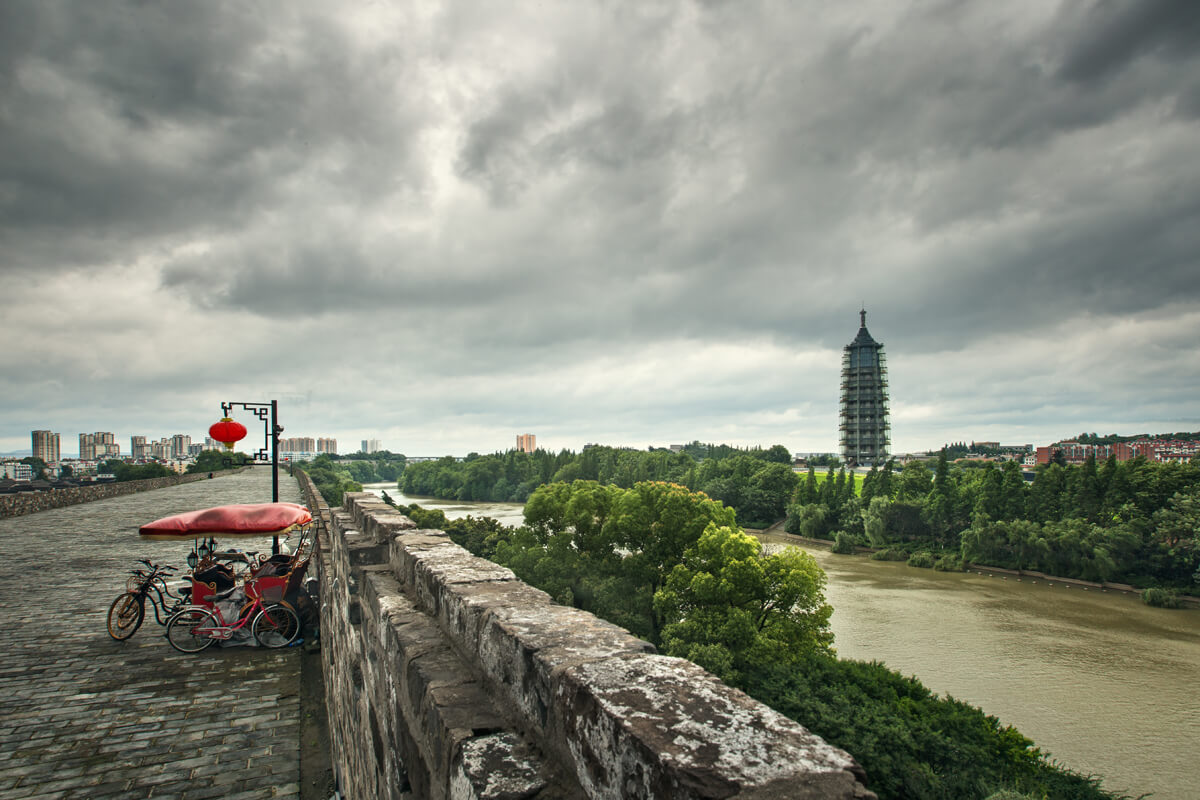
[0, 468, 305, 800]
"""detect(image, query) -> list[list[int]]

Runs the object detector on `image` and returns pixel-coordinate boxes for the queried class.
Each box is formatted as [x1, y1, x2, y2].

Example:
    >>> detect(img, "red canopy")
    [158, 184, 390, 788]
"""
[139, 502, 312, 538]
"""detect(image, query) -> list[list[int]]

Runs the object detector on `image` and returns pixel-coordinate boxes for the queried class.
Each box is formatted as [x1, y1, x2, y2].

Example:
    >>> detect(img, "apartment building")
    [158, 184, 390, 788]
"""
[31, 430, 61, 463]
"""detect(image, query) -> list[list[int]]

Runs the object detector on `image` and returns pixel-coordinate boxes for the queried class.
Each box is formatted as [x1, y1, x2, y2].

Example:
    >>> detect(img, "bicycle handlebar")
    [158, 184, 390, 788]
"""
[130, 561, 178, 578]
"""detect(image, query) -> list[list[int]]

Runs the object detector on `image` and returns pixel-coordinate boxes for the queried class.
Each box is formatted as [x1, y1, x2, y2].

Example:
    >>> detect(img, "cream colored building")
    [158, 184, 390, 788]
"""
[31, 430, 61, 463]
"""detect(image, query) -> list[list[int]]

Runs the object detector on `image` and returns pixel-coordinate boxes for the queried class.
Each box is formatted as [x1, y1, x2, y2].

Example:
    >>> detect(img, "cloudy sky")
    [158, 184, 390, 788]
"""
[2, 0, 1198, 458]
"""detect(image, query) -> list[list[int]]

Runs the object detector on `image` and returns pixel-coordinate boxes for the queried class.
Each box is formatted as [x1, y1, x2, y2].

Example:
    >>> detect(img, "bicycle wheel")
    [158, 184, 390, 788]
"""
[106, 592, 145, 641]
[166, 607, 218, 653]
[252, 604, 300, 648]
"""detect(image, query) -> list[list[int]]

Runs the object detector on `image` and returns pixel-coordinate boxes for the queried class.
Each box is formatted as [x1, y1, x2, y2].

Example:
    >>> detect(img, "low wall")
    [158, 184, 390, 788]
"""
[0, 468, 249, 519]
[315, 489, 874, 800]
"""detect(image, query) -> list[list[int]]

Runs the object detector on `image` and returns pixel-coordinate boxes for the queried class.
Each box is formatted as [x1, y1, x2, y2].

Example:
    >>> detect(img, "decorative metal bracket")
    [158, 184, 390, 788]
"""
[221, 401, 282, 464]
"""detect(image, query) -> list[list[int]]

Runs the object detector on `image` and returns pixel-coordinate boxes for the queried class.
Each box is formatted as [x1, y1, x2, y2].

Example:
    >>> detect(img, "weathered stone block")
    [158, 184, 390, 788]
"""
[436, 581, 552, 658]
[553, 653, 873, 799]
[449, 732, 548, 800]
[476, 604, 655, 738]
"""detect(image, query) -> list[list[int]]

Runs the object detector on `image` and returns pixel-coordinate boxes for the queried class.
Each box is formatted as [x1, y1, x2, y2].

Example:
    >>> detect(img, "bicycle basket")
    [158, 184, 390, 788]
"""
[245, 574, 288, 604]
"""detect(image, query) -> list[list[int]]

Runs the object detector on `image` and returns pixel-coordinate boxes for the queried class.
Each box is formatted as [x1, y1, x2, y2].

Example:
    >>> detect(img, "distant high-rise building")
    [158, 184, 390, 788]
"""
[151, 438, 172, 460]
[516, 434, 537, 454]
[81, 432, 119, 460]
[31, 430, 61, 463]
[281, 437, 316, 454]
[317, 438, 337, 454]
[131, 435, 148, 460]
[170, 434, 191, 459]
[839, 309, 890, 467]
[362, 439, 381, 454]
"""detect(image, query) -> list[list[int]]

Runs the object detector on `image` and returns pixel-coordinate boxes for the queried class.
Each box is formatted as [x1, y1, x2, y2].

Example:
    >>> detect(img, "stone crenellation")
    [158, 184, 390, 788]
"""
[0, 467, 250, 519]
[300, 476, 875, 800]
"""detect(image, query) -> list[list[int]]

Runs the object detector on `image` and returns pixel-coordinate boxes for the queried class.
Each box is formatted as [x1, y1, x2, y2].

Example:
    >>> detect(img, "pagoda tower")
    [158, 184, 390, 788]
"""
[839, 309, 890, 466]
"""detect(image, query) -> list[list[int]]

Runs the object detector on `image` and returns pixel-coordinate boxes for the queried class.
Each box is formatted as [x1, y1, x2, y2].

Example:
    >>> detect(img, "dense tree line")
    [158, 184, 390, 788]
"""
[300, 454, 364, 505]
[99, 458, 176, 481]
[786, 452, 1200, 593]
[184, 450, 255, 475]
[399, 443, 798, 527]
[289, 453, 407, 505]
[394, 480, 1120, 800]
[337, 454, 406, 484]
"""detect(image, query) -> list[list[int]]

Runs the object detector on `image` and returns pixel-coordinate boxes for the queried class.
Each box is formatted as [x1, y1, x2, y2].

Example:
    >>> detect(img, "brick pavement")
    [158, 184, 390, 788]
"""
[0, 468, 306, 800]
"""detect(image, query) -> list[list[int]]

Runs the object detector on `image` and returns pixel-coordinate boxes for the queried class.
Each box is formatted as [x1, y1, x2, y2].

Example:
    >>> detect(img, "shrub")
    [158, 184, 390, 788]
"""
[934, 553, 964, 572]
[831, 531, 857, 554]
[1141, 587, 1182, 609]
[870, 547, 908, 562]
[907, 551, 935, 568]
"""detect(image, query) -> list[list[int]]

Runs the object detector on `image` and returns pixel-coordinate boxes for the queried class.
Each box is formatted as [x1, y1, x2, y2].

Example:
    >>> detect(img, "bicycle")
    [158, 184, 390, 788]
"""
[164, 584, 300, 653]
[106, 560, 185, 641]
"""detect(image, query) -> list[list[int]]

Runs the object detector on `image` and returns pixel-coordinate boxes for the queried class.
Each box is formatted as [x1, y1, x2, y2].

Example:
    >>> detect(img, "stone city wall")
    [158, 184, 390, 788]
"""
[312, 487, 875, 800]
[0, 468, 249, 519]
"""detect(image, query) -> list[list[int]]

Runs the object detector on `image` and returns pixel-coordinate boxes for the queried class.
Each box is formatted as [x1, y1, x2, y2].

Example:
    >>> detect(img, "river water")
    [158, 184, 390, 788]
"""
[363, 485, 529, 527]
[364, 485, 1199, 799]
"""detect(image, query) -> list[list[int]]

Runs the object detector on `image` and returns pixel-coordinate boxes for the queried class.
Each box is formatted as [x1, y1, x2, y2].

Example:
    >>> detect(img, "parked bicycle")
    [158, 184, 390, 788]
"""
[106, 559, 185, 641]
[165, 576, 301, 652]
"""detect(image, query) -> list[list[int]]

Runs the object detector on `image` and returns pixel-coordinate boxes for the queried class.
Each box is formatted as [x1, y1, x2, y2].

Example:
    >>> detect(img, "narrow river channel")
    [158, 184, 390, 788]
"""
[365, 485, 1199, 799]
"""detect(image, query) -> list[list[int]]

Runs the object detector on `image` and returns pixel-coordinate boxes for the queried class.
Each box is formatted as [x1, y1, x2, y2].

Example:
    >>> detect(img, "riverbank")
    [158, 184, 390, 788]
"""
[755, 527, 1200, 608]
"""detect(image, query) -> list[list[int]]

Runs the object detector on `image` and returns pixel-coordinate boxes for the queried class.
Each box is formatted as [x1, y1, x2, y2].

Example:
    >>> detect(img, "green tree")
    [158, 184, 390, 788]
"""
[876, 458, 896, 499]
[20, 456, 48, 480]
[785, 502, 829, 539]
[1029, 464, 1066, 523]
[1152, 488, 1200, 549]
[740, 461, 800, 526]
[862, 496, 891, 546]
[510, 480, 738, 644]
[896, 461, 932, 503]
[187, 449, 252, 473]
[1072, 455, 1102, 522]
[922, 449, 959, 545]
[761, 444, 793, 464]
[654, 525, 833, 683]
[999, 460, 1027, 520]
[795, 466, 819, 505]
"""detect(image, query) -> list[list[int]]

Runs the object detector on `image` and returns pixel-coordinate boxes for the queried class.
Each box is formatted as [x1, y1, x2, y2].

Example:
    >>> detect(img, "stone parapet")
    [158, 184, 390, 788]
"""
[317, 489, 874, 800]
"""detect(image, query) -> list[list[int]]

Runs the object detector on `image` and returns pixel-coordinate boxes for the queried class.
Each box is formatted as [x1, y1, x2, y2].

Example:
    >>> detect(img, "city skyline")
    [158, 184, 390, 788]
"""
[2, 2, 1198, 457]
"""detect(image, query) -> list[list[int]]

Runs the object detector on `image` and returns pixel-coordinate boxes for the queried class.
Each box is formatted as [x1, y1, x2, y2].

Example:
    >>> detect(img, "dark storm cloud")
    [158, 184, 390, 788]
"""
[2, 0, 1198, 454]
[1057, 0, 1200, 84]
[0, 0, 428, 275]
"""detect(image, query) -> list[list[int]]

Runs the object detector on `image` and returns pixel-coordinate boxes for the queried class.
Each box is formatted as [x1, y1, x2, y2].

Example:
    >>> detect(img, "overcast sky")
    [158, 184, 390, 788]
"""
[2, 0, 1198, 459]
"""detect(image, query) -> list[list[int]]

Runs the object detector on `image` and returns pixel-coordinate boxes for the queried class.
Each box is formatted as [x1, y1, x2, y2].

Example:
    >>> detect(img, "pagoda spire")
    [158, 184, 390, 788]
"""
[860, 307, 867, 328]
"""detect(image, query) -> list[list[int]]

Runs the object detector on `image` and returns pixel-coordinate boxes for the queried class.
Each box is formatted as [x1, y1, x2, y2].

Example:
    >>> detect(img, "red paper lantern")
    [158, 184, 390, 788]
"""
[209, 417, 247, 451]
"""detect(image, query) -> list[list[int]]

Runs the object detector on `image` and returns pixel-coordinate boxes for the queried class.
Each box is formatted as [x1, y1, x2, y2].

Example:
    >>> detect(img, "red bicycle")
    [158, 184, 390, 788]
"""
[164, 579, 300, 652]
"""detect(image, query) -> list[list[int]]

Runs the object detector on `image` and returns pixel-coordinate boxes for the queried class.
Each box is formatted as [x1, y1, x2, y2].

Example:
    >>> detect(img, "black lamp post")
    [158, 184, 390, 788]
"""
[220, 399, 284, 553]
